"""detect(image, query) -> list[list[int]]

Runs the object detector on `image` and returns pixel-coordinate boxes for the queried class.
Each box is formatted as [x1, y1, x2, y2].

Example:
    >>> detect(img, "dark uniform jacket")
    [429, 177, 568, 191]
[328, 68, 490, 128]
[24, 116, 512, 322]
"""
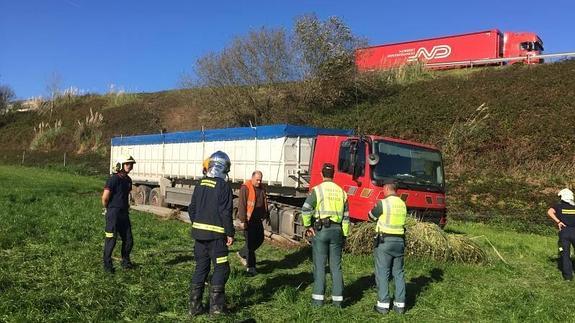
[104, 172, 132, 210]
[553, 201, 575, 227]
[189, 177, 235, 240]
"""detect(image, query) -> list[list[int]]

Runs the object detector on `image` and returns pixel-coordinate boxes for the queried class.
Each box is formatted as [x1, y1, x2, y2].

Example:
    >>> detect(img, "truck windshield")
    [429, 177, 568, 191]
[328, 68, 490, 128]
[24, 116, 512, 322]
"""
[372, 140, 444, 190]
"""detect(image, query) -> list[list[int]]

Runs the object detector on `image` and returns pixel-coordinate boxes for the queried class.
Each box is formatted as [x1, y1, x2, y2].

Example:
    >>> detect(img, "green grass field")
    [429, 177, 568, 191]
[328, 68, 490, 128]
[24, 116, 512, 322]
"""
[0, 165, 572, 322]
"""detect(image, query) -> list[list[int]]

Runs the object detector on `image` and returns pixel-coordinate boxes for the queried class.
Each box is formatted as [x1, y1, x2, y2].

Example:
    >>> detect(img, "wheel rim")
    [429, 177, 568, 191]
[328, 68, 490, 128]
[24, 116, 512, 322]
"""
[135, 190, 145, 205]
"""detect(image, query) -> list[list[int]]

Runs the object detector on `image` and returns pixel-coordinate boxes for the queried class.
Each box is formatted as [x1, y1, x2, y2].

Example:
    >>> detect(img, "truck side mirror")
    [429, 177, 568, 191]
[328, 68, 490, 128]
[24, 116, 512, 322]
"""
[368, 154, 379, 166]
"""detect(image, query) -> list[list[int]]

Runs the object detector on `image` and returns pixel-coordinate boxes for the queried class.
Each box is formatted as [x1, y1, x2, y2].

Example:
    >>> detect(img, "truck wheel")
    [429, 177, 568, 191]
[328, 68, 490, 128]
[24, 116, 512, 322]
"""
[232, 197, 239, 220]
[134, 185, 151, 205]
[129, 185, 138, 205]
[150, 188, 166, 207]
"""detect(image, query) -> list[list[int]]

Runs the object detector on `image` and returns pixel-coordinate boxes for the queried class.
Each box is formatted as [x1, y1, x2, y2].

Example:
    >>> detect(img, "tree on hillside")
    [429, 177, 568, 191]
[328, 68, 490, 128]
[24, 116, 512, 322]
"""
[188, 27, 295, 126]
[293, 14, 365, 80]
[186, 14, 366, 126]
[292, 14, 366, 111]
[0, 84, 15, 114]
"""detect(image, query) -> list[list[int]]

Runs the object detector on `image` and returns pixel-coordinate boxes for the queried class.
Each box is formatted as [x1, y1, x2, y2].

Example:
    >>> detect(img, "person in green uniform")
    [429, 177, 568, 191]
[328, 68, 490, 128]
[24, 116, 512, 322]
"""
[302, 163, 350, 308]
[368, 178, 407, 315]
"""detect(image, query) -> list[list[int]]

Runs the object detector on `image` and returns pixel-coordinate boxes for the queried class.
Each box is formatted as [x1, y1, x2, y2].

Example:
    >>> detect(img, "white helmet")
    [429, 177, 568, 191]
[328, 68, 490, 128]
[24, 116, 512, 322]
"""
[114, 154, 136, 172]
[558, 188, 575, 206]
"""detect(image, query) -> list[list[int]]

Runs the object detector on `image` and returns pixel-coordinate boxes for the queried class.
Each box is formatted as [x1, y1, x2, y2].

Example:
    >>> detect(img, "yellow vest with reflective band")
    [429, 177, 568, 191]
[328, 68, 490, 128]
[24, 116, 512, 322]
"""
[376, 195, 407, 235]
[313, 181, 346, 223]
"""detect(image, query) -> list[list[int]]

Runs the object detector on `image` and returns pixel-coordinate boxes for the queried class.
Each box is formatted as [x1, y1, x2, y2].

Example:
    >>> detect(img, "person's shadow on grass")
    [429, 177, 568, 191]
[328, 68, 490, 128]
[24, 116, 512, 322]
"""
[257, 246, 311, 274]
[345, 273, 375, 307]
[406, 268, 444, 310]
[233, 271, 313, 310]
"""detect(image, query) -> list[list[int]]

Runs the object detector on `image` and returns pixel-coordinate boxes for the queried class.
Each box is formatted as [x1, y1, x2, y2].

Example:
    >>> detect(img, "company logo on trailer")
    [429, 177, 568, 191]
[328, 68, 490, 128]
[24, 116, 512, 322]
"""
[407, 45, 452, 61]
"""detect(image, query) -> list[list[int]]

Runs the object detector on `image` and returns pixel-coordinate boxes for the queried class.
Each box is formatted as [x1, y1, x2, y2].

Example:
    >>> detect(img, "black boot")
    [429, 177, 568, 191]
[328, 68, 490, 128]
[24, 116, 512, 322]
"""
[121, 259, 135, 269]
[209, 285, 226, 315]
[189, 283, 205, 316]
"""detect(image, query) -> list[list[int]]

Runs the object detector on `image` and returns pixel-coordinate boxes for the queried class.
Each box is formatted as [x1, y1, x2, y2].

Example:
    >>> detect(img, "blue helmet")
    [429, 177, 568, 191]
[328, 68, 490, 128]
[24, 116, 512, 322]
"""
[206, 151, 231, 179]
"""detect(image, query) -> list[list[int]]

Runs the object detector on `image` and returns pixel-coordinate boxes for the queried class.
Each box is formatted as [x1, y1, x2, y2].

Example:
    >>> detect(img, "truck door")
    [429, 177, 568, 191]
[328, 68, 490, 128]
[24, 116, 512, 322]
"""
[334, 139, 371, 221]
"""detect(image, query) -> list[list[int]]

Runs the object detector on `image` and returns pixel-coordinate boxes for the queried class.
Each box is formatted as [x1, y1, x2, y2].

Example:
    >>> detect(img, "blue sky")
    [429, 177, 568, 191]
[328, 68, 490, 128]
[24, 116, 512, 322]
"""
[1, 0, 574, 99]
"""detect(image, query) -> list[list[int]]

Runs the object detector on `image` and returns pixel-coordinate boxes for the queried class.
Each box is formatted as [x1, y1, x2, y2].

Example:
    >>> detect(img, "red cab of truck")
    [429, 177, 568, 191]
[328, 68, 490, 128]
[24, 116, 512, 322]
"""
[308, 135, 447, 226]
[355, 29, 543, 71]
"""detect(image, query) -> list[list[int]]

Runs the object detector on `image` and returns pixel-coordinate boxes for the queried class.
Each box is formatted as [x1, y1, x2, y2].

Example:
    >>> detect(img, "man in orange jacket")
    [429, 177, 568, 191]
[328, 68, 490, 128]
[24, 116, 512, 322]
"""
[236, 170, 269, 275]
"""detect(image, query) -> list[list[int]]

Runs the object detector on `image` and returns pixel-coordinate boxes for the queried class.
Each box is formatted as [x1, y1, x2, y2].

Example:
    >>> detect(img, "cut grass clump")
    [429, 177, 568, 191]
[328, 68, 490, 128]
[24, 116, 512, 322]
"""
[346, 218, 488, 264]
[405, 219, 450, 261]
[447, 234, 487, 264]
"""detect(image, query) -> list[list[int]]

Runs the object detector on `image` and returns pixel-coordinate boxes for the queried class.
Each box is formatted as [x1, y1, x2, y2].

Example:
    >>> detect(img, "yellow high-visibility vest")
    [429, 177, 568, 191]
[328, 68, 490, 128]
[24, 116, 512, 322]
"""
[376, 195, 407, 235]
[313, 181, 346, 223]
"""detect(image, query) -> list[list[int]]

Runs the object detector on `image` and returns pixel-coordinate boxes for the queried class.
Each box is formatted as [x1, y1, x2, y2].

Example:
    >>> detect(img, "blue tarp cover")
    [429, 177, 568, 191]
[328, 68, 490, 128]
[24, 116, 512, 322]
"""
[111, 124, 353, 146]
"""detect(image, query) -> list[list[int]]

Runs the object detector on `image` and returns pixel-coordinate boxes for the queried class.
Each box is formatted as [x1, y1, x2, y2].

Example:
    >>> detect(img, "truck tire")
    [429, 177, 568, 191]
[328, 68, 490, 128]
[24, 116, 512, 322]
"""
[232, 197, 239, 220]
[134, 185, 151, 205]
[129, 185, 138, 205]
[268, 204, 280, 233]
[150, 188, 167, 207]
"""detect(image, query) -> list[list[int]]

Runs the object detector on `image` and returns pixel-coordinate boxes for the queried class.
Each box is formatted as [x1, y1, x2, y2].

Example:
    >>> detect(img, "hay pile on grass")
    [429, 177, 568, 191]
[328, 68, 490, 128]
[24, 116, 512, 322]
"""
[345, 218, 488, 264]
[446, 234, 487, 264]
[405, 221, 450, 261]
[344, 221, 375, 255]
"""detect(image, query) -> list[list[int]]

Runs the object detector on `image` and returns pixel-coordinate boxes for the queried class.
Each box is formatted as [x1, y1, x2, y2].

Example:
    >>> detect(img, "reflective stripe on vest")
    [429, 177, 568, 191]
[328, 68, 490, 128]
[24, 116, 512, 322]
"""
[243, 180, 268, 221]
[376, 196, 407, 235]
[314, 181, 346, 223]
[192, 222, 225, 234]
[200, 179, 216, 188]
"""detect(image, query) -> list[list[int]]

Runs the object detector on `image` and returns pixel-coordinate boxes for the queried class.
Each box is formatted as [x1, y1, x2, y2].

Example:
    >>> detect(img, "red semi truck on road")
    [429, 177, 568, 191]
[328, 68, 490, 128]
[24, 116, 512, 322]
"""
[355, 29, 544, 71]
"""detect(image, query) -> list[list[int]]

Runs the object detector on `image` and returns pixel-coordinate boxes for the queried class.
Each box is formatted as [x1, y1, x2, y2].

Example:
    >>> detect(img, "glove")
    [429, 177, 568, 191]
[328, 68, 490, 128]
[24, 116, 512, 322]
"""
[101, 208, 107, 216]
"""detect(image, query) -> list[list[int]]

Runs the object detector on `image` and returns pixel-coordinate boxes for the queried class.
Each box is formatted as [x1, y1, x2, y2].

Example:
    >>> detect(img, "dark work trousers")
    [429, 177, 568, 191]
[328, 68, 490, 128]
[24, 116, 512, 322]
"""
[559, 227, 575, 279]
[374, 237, 406, 306]
[192, 238, 230, 286]
[103, 208, 133, 269]
[312, 225, 344, 306]
[239, 221, 265, 268]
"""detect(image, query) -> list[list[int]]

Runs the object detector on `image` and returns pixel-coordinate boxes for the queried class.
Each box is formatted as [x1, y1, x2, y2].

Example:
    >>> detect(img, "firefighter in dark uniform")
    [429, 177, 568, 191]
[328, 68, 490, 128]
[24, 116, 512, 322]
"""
[101, 154, 136, 273]
[368, 178, 407, 315]
[188, 151, 235, 316]
[547, 188, 575, 281]
[302, 163, 350, 308]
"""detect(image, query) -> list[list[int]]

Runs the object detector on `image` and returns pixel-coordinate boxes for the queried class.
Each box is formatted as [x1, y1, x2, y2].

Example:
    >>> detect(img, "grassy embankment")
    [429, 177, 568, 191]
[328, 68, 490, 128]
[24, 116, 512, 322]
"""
[1, 165, 573, 322]
[1, 60, 574, 231]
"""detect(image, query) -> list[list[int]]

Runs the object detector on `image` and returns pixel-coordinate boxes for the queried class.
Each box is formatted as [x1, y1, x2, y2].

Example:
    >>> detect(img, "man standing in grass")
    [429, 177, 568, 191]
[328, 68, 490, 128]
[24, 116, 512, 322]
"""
[547, 188, 575, 281]
[368, 178, 407, 315]
[101, 154, 136, 274]
[302, 163, 350, 308]
[188, 151, 235, 316]
[237, 170, 269, 276]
